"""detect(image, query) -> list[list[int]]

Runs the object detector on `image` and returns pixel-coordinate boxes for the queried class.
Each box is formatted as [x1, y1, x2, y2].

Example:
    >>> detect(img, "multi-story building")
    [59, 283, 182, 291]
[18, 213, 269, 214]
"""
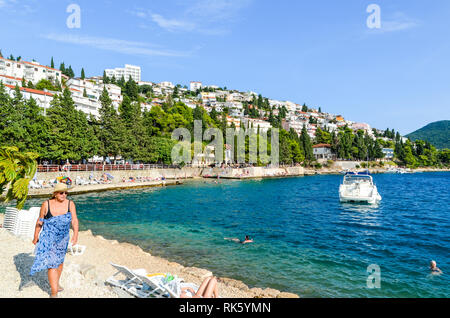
[0, 57, 62, 85]
[159, 81, 175, 89]
[0, 74, 22, 87]
[105, 64, 141, 82]
[227, 92, 245, 103]
[199, 92, 216, 103]
[67, 78, 123, 110]
[190, 81, 202, 92]
[4, 84, 54, 114]
[243, 118, 272, 133]
[226, 116, 242, 130]
[382, 148, 394, 161]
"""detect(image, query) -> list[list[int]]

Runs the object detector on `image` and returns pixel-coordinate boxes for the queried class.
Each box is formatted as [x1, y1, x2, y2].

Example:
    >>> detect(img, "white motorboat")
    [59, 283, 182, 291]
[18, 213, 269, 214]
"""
[339, 171, 382, 204]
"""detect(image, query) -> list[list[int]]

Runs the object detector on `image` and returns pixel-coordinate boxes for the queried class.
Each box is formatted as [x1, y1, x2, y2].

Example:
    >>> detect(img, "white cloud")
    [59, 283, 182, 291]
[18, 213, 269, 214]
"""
[150, 14, 196, 32]
[128, 0, 253, 35]
[41, 33, 189, 58]
[185, 0, 253, 21]
[371, 12, 420, 33]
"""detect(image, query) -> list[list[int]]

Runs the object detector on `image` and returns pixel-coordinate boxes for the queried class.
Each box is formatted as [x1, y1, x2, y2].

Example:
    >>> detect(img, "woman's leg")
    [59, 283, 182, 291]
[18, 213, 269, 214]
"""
[48, 268, 59, 297]
[57, 263, 64, 290]
[195, 276, 213, 297]
[202, 277, 218, 298]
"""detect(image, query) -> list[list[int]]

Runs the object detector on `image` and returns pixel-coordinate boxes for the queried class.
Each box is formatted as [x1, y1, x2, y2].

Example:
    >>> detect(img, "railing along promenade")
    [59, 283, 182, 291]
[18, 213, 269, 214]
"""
[37, 163, 302, 173]
[37, 164, 192, 173]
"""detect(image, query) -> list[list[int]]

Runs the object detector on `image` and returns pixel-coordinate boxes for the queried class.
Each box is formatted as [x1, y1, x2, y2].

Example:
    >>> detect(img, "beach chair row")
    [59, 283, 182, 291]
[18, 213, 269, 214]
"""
[3, 207, 40, 239]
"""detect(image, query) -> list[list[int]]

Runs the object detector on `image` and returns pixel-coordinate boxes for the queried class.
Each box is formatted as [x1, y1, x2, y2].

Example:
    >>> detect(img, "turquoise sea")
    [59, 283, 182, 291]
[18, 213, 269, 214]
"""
[13, 172, 450, 297]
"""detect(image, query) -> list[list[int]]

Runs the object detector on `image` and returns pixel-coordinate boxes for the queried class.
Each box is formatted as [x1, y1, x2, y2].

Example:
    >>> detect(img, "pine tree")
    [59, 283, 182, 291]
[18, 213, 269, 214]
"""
[103, 71, 110, 84]
[51, 57, 55, 68]
[81, 68, 86, 79]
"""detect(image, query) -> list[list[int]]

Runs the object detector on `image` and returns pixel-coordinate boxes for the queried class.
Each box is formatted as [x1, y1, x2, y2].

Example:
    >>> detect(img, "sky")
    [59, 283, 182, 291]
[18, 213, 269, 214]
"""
[0, 0, 449, 135]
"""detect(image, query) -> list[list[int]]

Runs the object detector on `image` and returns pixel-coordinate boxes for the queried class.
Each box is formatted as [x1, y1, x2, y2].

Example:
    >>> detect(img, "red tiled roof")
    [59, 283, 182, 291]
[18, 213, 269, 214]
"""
[0, 56, 60, 72]
[312, 143, 331, 148]
[4, 84, 54, 97]
[0, 74, 23, 81]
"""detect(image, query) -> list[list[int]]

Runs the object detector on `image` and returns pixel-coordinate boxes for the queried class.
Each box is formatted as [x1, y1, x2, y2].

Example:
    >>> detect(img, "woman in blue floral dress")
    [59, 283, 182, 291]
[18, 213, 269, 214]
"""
[31, 183, 79, 298]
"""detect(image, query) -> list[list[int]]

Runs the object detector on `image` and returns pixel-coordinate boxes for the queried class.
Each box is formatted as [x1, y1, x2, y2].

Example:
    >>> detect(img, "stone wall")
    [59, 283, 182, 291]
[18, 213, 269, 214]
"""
[35, 167, 204, 184]
[201, 166, 305, 178]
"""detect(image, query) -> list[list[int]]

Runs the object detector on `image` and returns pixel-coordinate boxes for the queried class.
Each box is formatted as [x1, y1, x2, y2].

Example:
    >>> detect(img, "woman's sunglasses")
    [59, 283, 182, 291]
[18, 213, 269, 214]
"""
[57, 192, 68, 195]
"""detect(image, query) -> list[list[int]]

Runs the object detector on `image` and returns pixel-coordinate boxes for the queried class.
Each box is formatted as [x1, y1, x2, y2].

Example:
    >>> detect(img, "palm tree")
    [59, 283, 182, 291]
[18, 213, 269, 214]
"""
[0, 146, 39, 209]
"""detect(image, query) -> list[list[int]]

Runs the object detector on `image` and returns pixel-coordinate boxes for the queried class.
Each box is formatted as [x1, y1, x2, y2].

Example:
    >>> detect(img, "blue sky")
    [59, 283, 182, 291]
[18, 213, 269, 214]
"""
[1, 0, 449, 135]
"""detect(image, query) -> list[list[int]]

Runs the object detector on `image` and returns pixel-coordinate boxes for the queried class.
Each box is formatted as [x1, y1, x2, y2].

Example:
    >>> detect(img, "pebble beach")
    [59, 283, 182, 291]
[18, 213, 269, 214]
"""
[0, 214, 299, 298]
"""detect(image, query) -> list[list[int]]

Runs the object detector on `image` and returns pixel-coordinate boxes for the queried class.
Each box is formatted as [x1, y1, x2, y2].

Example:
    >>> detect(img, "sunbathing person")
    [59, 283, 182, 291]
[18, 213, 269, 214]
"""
[180, 276, 219, 298]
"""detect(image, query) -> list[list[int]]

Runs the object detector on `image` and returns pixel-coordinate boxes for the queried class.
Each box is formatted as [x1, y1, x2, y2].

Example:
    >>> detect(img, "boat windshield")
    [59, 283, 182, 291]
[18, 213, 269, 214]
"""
[343, 175, 373, 185]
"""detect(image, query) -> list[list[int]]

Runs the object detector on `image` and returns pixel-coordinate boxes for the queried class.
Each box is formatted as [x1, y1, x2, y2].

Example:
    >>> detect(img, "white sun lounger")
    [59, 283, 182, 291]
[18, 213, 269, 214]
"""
[3, 207, 19, 232]
[105, 263, 153, 298]
[135, 274, 172, 298]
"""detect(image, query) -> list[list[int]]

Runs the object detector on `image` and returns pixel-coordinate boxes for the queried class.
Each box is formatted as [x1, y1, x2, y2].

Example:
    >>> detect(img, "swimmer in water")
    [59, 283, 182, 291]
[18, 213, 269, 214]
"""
[430, 260, 443, 275]
[241, 235, 253, 244]
[225, 236, 253, 244]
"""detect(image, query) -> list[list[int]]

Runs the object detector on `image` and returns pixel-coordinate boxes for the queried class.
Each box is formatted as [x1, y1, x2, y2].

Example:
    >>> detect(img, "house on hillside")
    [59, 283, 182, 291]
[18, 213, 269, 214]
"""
[313, 144, 335, 160]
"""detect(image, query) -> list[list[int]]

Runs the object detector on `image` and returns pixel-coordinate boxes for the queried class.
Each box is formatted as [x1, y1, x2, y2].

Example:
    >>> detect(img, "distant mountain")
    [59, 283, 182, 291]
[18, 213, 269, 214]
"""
[406, 120, 450, 149]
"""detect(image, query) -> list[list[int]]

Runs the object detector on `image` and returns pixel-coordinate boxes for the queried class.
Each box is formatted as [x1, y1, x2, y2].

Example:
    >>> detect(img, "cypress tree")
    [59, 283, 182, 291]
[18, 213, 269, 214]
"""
[300, 125, 314, 163]
[98, 87, 125, 160]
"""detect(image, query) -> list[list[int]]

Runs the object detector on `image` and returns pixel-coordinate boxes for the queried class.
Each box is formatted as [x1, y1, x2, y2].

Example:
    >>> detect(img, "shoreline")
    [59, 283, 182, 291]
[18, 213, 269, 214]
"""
[0, 213, 299, 298]
[14, 166, 450, 198]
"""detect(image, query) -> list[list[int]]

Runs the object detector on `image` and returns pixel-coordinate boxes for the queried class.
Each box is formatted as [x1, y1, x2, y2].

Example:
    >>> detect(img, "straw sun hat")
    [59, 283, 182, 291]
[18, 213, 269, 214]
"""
[52, 183, 70, 194]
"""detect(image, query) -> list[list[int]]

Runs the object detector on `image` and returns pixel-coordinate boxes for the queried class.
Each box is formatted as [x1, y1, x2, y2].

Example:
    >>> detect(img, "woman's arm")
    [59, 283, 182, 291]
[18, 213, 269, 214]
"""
[32, 202, 46, 245]
[70, 201, 79, 245]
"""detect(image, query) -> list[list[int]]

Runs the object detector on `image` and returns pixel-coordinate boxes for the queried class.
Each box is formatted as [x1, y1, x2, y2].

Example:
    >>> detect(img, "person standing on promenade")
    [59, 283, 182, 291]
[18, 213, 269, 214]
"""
[30, 183, 79, 298]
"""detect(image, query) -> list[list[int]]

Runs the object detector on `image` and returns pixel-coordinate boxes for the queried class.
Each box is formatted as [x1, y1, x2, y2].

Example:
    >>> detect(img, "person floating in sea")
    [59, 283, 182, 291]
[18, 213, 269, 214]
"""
[224, 235, 254, 244]
[430, 260, 443, 275]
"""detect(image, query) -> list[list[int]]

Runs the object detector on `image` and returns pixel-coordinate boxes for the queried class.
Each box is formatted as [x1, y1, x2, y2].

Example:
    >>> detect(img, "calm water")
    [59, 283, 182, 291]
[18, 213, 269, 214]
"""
[14, 172, 450, 297]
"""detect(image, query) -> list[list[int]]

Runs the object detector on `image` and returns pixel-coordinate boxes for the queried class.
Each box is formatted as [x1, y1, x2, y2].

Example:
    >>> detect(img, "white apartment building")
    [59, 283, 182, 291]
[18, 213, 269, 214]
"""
[0, 74, 22, 87]
[322, 122, 338, 132]
[0, 57, 62, 85]
[288, 120, 306, 136]
[199, 92, 216, 102]
[227, 92, 245, 103]
[4, 84, 54, 114]
[72, 95, 101, 118]
[138, 81, 154, 86]
[105, 64, 141, 82]
[159, 81, 175, 88]
[244, 118, 272, 133]
[190, 81, 202, 91]
[67, 78, 123, 109]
